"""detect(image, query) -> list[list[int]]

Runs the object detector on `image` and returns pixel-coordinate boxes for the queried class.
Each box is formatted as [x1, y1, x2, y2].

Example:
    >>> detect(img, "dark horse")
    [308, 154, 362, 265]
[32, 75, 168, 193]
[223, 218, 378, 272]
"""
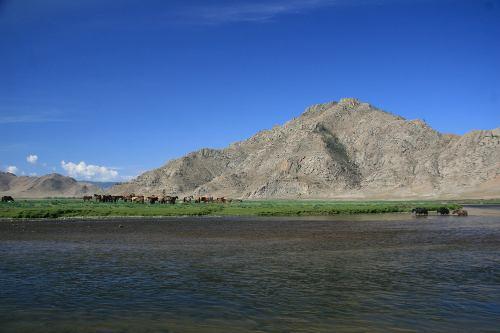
[166, 196, 178, 204]
[436, 207, 450, 215]
[412, 207, 428, 216]
[1, 195, 14, 202]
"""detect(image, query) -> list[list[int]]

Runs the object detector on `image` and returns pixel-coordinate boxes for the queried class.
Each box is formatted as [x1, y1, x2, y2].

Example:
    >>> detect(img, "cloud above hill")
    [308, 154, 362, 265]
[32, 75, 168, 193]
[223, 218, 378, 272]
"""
[61, 160, 119, 181]
[26, 154, 38, 164]
[4, 166, 19, 174]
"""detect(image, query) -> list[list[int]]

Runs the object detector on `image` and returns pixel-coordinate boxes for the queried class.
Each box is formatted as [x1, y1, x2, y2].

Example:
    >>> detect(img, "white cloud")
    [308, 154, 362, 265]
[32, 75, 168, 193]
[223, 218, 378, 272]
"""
[178, 0, 338, 24]
[5, 165, 18, 174]
[0, 112, 68, 124]
[26, 154, 38, 164]
[61, 160, 120, 181]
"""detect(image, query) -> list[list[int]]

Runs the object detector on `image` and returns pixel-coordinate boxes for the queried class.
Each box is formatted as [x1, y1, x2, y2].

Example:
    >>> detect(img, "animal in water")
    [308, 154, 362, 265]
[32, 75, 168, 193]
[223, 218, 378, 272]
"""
[1, 196, 14, 202]
[411, 207, 428, 216]
[452, 209, 468, 216]
[436, 207, 450, 215]
[83, 195, 93, 202]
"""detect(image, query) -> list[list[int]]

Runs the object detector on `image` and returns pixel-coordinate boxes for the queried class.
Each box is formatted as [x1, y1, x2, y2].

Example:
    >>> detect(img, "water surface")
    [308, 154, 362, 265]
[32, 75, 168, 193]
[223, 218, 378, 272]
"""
[1, 209, 499, 332]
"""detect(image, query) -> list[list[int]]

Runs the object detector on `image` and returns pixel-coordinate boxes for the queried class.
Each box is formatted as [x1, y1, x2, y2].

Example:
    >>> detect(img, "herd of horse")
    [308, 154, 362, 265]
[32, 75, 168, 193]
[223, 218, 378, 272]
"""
[82, 197, 469, 216]
[1, 195, 469, 216]
[83, 194, 238, 205]
[411, 207, 468, 216]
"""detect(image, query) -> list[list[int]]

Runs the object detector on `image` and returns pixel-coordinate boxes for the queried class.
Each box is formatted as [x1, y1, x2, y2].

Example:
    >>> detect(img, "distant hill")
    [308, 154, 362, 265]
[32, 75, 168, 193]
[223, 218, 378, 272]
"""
[0, 172, 100, 198]
[110, 98, 500, 199]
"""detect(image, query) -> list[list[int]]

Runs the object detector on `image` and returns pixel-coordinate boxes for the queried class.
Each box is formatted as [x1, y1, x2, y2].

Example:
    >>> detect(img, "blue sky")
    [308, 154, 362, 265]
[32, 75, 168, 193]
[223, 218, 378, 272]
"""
[1, 0, 499, 181]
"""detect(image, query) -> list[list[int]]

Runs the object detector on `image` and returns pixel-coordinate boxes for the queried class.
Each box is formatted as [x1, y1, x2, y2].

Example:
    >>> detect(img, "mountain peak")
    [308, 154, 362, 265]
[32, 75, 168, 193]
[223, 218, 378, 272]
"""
[338, 97, 361, 108]
[303, 97, 363, 114]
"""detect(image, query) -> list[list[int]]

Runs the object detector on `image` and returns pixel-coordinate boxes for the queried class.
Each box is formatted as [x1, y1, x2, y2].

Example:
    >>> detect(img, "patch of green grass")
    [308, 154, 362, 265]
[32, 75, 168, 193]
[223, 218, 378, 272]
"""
[0, 198, 466, 219]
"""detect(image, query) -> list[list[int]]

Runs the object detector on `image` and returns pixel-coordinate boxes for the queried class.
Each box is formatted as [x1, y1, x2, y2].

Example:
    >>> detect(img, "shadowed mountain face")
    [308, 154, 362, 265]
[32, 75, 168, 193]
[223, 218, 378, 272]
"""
[113, 98, 499, 199]
[0, 173, 100, 198]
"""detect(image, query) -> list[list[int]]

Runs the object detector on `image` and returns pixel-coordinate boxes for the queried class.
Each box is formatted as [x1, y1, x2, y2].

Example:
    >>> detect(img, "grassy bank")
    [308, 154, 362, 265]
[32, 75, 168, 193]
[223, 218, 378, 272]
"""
[0, 199, 464, 219]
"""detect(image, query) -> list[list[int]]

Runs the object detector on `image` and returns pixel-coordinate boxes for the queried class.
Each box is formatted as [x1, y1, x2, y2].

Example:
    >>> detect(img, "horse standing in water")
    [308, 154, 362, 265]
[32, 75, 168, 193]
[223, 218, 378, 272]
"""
[452, 209, 468, 216]
[436, 207, 450, 215]
[412, 207, 428, 216]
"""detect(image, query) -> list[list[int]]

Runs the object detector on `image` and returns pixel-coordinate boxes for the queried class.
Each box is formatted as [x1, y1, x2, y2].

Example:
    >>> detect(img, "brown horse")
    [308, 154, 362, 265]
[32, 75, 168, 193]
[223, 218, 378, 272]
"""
[114, 195, 125, 202]
[132, 196, 145, 203]
[198, 196, 213, 203]
[122, 194, 133, 202]
[83, 195, 92, 202]
[147, 196, 159, 204]
[452, 209, 468, 216]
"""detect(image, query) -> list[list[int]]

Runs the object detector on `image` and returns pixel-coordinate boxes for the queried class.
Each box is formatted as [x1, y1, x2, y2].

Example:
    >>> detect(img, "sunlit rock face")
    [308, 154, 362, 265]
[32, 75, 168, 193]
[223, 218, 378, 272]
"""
[111, 98, 500, 199]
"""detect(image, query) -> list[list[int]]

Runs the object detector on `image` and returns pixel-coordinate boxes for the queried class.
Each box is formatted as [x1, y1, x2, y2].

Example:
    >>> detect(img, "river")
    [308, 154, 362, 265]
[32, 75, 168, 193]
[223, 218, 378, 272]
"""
[1, 207, 499, 332]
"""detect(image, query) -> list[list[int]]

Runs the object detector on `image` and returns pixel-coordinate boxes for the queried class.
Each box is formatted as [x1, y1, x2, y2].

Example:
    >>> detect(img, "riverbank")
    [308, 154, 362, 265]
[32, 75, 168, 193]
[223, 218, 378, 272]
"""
[0, 198, 472, 219]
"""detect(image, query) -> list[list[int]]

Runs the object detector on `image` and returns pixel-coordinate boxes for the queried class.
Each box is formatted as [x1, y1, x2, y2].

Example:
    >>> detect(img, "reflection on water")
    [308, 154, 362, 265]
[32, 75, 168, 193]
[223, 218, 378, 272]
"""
[1, 210, 500, 332]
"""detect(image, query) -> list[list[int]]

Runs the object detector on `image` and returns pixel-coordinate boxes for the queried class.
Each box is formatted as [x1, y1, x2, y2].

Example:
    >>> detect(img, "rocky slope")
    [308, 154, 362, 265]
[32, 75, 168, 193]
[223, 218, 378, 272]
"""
[111, 98, 500, 199]
[0, 172, 100, 198]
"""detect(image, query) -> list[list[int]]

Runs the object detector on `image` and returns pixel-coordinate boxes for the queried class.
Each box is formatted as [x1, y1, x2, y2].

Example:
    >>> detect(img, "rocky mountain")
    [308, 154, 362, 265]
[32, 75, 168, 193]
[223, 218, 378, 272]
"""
[111, 98, 500, 199]
[0, 172, 100, 198]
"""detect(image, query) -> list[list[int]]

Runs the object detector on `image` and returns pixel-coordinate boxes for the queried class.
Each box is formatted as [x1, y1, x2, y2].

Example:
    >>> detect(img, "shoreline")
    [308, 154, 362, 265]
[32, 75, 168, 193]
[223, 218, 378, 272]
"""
[0, 211, 415, 222]
[3, 207, 497, 222]
[2, 199, 498, 220]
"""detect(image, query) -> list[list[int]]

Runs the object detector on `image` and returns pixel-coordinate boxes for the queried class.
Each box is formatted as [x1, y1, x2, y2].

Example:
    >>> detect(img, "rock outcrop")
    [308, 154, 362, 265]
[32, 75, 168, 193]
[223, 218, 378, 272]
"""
[111, 98, 500, 199]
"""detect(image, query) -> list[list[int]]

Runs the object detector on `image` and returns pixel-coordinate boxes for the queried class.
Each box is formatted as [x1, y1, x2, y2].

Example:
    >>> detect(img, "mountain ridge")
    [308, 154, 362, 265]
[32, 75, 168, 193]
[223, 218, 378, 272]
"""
[110, 98, 500, 199]
[0, 172, 101, 198]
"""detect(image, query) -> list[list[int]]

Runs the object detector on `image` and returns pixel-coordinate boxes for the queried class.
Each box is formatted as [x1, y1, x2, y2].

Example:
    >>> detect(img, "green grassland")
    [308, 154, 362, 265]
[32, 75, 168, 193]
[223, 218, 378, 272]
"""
[0, 198, 470, 219]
